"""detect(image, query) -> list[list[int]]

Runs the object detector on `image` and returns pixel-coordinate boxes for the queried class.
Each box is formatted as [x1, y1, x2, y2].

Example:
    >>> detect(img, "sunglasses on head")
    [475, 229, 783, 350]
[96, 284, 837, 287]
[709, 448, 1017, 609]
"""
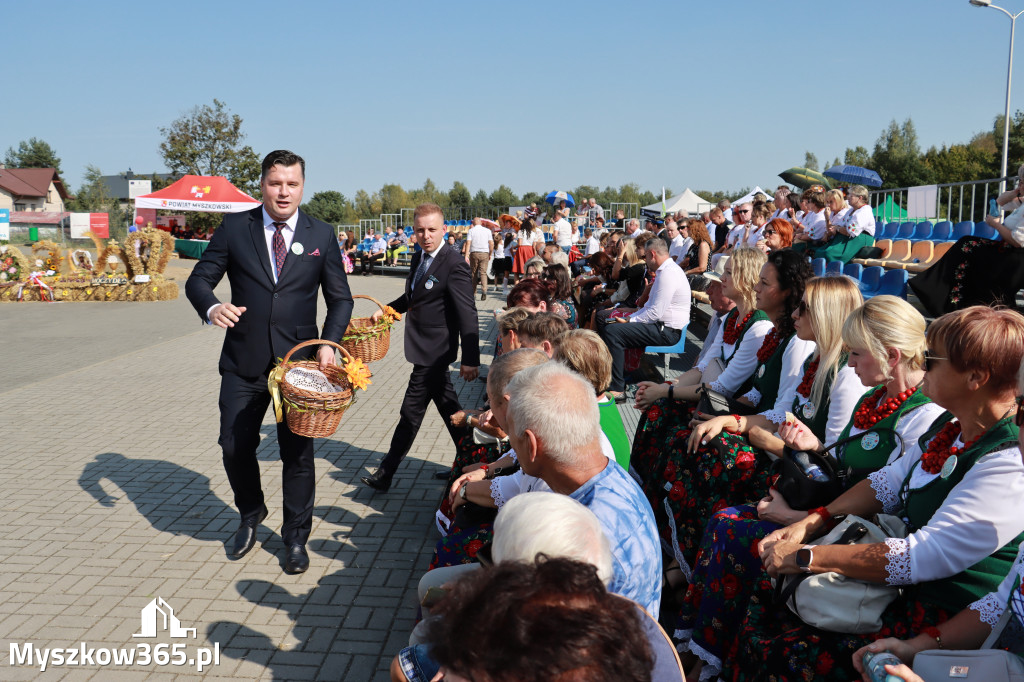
[923, 352, 947, 373]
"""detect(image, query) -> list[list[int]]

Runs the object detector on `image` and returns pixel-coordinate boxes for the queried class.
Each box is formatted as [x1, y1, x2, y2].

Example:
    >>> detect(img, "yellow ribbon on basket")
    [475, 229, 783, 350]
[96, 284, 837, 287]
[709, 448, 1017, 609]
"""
[267, 365, 286, 423]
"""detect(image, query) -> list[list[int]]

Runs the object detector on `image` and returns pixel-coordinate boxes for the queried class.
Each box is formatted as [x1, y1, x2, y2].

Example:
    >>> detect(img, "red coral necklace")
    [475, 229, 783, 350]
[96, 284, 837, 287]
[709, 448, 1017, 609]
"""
[796, 357, 820, 398]
[853, 386, 917, 430]
[920, 421, 982, 475]
[756, 328, 782, 364]
[723, 309, 755, 345]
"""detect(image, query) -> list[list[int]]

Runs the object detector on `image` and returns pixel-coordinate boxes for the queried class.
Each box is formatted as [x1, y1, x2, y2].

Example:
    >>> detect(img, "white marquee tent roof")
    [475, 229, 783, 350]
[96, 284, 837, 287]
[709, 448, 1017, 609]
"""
[641, 188, 711, 216]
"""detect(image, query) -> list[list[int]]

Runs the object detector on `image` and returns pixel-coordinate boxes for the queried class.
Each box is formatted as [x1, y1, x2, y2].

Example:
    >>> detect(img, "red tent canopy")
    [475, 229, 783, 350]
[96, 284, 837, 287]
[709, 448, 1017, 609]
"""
[135, 175, 260, 213]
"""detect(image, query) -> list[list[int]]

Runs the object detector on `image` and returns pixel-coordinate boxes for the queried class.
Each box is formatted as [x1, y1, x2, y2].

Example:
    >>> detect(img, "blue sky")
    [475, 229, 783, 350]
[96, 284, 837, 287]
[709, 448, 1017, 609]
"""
[4, 0, 1021, 200]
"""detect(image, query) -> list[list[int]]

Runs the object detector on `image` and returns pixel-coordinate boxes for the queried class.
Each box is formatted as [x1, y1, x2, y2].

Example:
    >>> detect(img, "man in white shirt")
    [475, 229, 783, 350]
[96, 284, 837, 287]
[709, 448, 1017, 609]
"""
[598, 238, 691, 400]
[466, 217, 494, 301]
[361, 231, 388, 275]
[663, 219, 692, 266]
[623, 218, 646, 239]
[718, 199, 733, 224]
[585, 228, 601, 256]
[552, 210, 574, 254]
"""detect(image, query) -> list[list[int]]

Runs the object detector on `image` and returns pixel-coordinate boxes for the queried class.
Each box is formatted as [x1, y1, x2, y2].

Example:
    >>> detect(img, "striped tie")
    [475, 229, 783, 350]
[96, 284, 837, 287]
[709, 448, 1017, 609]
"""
[272, 222, 287, 279]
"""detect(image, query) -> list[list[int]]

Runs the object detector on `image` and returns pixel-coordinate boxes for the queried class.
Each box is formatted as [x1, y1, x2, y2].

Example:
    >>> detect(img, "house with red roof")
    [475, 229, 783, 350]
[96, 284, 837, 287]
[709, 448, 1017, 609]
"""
[0, 166, 70, 226]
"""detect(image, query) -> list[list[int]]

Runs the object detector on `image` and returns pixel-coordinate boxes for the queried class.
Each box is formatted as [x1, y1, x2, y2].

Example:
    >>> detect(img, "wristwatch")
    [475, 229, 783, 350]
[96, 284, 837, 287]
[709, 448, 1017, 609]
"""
[796, 545, 815, 573]
[459, 485, 468, 501]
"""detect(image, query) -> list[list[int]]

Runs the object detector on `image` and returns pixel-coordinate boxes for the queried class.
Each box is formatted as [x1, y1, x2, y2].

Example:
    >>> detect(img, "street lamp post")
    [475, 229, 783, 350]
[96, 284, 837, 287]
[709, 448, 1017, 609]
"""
[970, 0, 1024, 192]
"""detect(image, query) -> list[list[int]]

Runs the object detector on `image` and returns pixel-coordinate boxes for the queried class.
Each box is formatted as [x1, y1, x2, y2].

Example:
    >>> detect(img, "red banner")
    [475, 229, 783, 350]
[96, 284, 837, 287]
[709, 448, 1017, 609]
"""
[90, 213, 109, 239]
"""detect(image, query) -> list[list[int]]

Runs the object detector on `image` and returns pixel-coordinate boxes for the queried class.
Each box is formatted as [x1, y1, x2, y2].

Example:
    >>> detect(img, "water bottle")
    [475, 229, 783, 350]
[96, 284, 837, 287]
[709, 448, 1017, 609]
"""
[862, 651, 904, 682]
[793, 451, 830, 482]
[990, 198, 1001, 218]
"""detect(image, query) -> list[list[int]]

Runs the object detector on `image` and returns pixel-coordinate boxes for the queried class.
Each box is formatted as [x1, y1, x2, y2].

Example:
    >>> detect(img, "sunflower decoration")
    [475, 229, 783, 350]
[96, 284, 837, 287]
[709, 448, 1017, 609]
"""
[382, 305, 402, 323]
[343, 356, 372, 391]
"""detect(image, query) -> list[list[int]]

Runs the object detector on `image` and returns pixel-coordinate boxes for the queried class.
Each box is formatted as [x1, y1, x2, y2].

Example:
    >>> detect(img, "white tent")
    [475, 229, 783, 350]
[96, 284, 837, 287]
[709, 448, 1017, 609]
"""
[641, 188, 711, 216]
[731, 186, 774, 206]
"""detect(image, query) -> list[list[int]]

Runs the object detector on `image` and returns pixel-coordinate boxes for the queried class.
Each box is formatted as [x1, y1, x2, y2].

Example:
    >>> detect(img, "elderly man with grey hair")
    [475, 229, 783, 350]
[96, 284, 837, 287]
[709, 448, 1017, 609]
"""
[597, 237, 690, 400]
[623, 217, 645, 239]
[505, 362, 661, 615]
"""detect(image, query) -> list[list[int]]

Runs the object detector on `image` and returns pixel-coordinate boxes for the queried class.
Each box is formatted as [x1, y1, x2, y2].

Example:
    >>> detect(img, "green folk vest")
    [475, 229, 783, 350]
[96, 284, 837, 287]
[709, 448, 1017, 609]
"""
[793, 353, 848, 442]
[901, 417, 1022, 611]
[599, 397, 631, 471]
[836, 387, 942, 486]
[735, 332, 796, 408]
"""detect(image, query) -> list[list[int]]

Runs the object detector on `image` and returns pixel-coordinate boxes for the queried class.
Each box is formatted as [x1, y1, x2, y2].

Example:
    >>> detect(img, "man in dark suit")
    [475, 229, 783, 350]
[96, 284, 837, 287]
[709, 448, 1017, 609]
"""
[185, 150, 353, 573]
[361, 203, 480, 493]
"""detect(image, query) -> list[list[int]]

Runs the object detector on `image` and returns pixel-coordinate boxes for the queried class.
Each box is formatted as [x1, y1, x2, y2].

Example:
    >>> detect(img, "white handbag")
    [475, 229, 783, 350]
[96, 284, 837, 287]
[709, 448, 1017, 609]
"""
[773, 514, 908, 634]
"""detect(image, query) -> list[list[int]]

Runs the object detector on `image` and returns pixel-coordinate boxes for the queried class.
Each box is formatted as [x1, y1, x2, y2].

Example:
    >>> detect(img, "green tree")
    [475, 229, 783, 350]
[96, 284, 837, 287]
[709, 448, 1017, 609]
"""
[922, 143, 993, 184]
[472, 188, 489, 206]
[158, 99, 261, 197]
[844, 146, 871, 168]
[301, 190, 353, 225]
[449, 181, 471, 207]
[378, 183, 409, 214]
[804, 151, 819, 171]
[353, 189, 380, 218]
[409, 178, 447, 206]
[871, 118, 931, 189]
[4, 137, 62, 175]
[488, 184, 518, 209]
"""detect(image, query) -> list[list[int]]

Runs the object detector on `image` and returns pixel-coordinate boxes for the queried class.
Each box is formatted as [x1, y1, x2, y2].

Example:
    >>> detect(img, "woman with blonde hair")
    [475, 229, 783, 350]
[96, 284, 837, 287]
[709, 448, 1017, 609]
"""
[732, 305, 1024, 681]
[636, 248, 771, 409]
[677, 296, 945, 681]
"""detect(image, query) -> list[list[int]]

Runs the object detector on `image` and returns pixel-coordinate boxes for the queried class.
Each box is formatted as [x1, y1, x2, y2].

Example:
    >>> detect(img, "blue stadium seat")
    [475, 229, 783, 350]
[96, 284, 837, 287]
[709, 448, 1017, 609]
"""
[974, 221, 997, 240]
[825, 260, 843, 275]
[896, 222, 917, 240]
[881, 222, 900, 240]
[857, 266, 882, 295]
[909, 222, 933, 242]
[843, 262, 863, 279]
[869, 268, 909, 299]
[811, 257, 826, 277]
[952, 221, 974, 239]
[931, 221, 953, 242]
[646, 324, 689, 368]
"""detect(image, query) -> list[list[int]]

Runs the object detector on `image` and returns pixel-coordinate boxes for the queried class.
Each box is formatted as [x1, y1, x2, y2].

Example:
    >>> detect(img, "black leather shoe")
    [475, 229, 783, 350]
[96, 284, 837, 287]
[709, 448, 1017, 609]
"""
[360, 469, 393, 492]
[284, 544, 309, 574]
[229, 506, 268, 559]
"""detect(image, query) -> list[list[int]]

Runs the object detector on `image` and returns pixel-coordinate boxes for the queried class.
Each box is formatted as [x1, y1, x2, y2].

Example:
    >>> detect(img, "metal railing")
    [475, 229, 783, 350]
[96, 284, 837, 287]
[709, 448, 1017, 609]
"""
[608, 202, 639, 222]
[869, 175, 1013, 224]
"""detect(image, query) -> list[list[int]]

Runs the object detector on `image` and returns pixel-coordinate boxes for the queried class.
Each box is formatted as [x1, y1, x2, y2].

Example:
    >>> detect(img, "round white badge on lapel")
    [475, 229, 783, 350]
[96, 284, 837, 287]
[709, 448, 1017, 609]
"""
[425, 280, 434, 290]
[861, 431, 880, 450]
[801, 402, 816, 419]
[291, 242, 304, 255]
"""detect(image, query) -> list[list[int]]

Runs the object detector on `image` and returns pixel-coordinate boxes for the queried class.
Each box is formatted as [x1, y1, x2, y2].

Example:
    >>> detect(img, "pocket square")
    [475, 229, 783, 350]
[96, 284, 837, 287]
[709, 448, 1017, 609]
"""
[309, 248, 321, 256]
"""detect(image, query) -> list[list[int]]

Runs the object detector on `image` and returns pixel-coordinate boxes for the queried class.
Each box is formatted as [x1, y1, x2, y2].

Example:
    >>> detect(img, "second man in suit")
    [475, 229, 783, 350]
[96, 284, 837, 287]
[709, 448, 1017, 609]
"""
[361, 203, 480, 492]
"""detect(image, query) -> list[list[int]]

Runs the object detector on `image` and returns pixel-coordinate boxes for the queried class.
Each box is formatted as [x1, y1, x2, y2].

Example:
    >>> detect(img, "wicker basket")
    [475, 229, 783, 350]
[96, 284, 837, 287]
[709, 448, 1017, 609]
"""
[342, 294, 392, 363]
[278, 340, 357, 438]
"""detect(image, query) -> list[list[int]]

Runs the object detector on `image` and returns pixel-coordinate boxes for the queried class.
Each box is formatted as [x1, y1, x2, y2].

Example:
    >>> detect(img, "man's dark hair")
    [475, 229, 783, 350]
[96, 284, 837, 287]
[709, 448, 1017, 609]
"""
[428, 557, 653, 682]
[261, 150, 305, 180]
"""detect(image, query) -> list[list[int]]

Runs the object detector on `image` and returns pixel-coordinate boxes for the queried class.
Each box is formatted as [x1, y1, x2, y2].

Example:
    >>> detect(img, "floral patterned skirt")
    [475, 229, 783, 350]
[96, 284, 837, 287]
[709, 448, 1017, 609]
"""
[677, 504, 780, 678]
[662, 431, 774, 575]
[909, 235, 1024, 318]
[727, 584, 951, 681]
[436, 431, 507, 526]
[630, 398, 697, 508]
[429, 523, 493, 570]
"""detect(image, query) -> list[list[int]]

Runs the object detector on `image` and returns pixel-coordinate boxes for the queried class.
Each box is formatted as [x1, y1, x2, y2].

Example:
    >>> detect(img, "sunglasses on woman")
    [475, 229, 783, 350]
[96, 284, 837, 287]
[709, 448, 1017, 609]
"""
[763, 229, 776, 236]
[923, 352, 947, 373]
[794, 300, 807, 316]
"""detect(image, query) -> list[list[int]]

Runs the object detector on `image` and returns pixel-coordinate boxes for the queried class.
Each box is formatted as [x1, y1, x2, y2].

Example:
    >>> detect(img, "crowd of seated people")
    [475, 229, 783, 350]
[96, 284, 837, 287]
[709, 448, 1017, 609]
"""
[390, 188, 1024, 682]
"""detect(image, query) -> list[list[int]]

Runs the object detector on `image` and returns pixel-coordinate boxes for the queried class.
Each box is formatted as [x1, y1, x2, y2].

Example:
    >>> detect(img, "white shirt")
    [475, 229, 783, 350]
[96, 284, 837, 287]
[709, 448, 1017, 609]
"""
[744, 225, 765, 247]
[206, 206, 297, 321]
[553, 218, 573, 247]
[494, 239, 505, 259]
[843, 205, 875, 237]
[623, 228, 648, 240]
[585, 236, 602, 256]
[669, 234, 691, 265]
[741, 336, 816, 424]
[467, 224, 492, 253]
[868, 436, 1024, 586]
[628, 257, 690, 329]
[802, 209, 827, 241]
[696, 315, 774, 396]
[725, 224, 747, 249]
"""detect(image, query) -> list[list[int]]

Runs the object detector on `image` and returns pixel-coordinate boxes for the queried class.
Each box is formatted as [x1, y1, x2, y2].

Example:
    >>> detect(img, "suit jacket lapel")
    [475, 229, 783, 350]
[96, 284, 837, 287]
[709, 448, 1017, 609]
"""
[412, 244, 446, 298]
[276, 211, 308, 285]
[248, 207, 275, 284]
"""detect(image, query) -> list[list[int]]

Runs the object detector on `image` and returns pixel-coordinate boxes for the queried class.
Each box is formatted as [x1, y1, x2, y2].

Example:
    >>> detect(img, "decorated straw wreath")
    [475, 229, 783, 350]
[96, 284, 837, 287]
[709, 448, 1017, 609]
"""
[267, 340, 373, 438]
[341, 294, 402, 363]
[31, 239, 64, 275]
[121, 227, 176, 278]
[0, 245, 31, 284]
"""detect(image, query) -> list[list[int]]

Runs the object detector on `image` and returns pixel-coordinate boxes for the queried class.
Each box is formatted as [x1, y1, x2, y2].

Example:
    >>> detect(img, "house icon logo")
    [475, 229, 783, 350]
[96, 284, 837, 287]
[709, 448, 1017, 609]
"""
[132, 597, 196, 639]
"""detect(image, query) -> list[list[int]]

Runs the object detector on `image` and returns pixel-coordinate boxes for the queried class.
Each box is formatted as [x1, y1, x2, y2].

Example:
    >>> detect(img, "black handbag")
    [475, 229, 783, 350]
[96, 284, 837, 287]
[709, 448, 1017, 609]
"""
[771, 428, 903, 510]
[695, 383, 758, 418]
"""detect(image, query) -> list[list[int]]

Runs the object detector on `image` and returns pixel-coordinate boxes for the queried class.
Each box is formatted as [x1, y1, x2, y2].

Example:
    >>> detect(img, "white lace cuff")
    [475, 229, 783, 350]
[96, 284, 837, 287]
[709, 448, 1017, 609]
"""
[884, 538, 912, 586]
[696, 357, 709, 372]
[509, 451, 518, 463]
[686, 639, 723, 682]
[761, 409, 787, 425]
[969, 592, 1005, 627]
[743, 387, 762, 406]
[868, 470, 900, 514]
[490, 479, 508, 508]
[710, 379, 728, 395]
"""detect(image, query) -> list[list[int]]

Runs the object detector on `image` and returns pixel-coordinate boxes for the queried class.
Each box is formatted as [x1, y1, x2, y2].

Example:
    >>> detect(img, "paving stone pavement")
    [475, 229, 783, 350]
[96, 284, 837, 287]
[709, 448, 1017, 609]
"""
[0, 270, 504, 681]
